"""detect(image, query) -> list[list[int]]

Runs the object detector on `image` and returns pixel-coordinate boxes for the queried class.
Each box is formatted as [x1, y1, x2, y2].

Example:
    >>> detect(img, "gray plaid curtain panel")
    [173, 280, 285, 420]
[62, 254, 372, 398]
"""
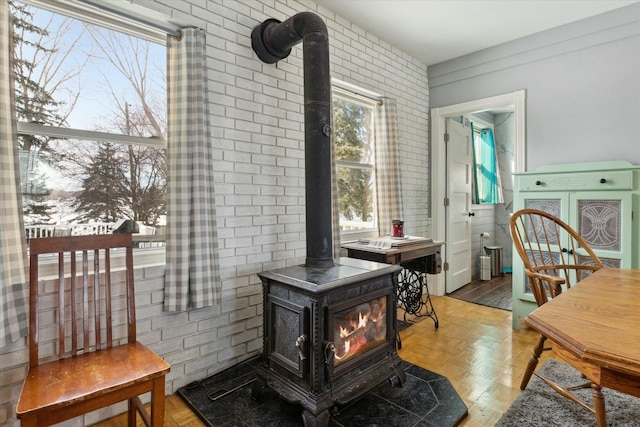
[164, 28, 221, 311]
[375, 98, 404, 237]
[0, 1, 28, 348]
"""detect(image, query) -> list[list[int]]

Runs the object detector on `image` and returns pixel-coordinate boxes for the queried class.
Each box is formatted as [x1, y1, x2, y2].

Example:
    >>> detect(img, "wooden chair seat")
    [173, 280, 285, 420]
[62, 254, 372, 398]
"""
[16, 234, 170, 426]
[17, 342, 169, 422]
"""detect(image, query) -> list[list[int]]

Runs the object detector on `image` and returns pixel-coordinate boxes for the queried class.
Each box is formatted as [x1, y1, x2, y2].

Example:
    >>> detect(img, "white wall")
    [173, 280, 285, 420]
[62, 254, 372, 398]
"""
[0, 1, 430, 425]
[471, 205, 496, 278]
[494, 112, 515, 269]
[428, 3, 640, 171]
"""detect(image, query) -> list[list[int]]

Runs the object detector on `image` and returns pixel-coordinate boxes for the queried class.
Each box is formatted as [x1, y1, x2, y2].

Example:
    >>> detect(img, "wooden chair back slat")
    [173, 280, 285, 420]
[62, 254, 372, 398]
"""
[70, 252, 77, 354]
[93, 250, 101, 351]
[28, 234, 136, 365]
[126, 245, 136, 342]
[57, 252, 65, 360]
[28, 252, 38, 368]
[105, 249, 113, 346]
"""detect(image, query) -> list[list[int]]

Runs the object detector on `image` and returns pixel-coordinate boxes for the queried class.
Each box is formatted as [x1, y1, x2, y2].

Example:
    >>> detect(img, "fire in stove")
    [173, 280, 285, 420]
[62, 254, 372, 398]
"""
[333, 296, 387, 366]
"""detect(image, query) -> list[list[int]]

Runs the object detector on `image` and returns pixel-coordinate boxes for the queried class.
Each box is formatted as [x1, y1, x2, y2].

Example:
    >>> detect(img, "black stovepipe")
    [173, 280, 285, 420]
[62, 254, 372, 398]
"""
[251, 12, 334, 269]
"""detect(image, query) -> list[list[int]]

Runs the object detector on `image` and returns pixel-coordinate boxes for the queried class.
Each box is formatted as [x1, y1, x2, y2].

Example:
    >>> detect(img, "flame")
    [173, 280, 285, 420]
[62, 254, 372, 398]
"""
[333, 297, 388, 363]
[358, 311, 368, 329]
[339, 311, 370, 338]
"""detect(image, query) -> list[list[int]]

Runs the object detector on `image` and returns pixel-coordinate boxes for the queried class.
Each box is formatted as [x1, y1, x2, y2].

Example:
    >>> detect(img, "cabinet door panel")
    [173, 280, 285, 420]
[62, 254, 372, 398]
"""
[512, 194, 568, 306]
[524, 198, 564, 220]
[569, 191, 632, 267]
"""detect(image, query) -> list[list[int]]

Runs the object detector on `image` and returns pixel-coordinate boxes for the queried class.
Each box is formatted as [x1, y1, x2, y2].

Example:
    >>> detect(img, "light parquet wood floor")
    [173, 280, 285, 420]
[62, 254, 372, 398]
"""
[94, 296, 556, 426]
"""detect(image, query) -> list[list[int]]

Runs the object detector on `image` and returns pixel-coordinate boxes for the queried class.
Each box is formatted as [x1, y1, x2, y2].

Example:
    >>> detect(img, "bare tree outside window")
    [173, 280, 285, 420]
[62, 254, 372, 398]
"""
[10, 1, 167, 243]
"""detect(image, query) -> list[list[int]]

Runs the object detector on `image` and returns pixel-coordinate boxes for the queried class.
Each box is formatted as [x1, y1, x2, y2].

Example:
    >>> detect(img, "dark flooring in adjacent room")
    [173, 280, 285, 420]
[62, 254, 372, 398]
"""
[447, 274, 512, 311]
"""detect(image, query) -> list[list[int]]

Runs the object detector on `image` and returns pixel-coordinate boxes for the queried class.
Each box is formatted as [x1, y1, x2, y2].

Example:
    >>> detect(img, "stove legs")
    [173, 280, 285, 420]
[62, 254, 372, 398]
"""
[389, 365, 407, 387]
[302, 408, 330, 427]
[252, 376, 330, 427]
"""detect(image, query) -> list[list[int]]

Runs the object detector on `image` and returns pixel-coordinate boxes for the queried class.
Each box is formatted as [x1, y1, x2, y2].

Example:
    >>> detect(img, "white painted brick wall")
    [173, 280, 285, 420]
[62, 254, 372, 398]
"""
[0, 1, 429, 425]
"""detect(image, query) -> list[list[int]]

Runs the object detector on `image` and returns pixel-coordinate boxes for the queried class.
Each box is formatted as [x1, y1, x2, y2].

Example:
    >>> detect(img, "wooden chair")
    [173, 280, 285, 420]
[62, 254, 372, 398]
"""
[510, 209, 603, 414]
[16, 234, 170, 426]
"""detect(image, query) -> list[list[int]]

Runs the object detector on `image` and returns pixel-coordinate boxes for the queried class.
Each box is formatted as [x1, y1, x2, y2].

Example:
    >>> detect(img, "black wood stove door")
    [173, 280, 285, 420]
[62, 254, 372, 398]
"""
[267, 294, 310, 378]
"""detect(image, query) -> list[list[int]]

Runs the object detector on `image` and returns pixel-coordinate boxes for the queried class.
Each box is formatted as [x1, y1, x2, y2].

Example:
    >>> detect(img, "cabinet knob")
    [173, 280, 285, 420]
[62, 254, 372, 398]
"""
[600, 178, 607, 184]
[535, 180, 542, 186]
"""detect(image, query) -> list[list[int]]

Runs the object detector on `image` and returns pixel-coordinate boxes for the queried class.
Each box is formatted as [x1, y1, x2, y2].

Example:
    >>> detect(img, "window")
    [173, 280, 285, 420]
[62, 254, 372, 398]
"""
[11, 1, 167, 248]
[472, 122, 503, 204]
[332, 88, 378, 235]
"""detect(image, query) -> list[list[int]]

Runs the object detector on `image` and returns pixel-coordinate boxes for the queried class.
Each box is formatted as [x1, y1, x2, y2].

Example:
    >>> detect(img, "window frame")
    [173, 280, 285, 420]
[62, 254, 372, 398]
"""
[15, 0, 173, 266]
[332, 85, 380, 240]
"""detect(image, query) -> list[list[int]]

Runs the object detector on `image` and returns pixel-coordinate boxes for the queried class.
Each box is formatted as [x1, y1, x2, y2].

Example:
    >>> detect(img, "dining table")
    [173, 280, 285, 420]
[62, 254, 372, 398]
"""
[525, 267, 640, 427]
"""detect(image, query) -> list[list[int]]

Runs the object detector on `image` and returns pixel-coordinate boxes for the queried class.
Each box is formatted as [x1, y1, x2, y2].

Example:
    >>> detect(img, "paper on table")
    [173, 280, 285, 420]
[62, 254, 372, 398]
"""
[355, 236, 433, 249]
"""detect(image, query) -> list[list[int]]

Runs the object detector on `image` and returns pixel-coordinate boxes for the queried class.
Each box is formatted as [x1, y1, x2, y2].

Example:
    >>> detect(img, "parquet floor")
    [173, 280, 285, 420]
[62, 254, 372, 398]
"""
[94, 296, 556, 426]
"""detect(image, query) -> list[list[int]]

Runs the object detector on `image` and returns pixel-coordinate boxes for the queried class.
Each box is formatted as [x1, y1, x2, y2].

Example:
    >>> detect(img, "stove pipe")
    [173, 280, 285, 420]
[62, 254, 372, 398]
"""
[251, 13, 334, 269]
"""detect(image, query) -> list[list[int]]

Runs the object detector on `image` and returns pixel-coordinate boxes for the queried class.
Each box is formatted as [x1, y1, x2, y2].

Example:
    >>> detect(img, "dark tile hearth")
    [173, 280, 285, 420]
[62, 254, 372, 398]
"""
[178, 356, 467, 427]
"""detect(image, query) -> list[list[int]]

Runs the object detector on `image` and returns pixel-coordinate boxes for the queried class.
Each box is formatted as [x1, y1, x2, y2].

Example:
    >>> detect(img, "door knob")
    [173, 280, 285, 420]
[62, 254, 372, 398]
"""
[468, 212, 475, 217]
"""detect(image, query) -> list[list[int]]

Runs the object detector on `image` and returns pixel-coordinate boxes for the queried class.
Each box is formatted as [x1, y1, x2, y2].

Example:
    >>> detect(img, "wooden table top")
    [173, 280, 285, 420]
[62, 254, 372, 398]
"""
[526, 268, 640, 376]
[341, 237, 443, 255]
[341, 237, 443, 267]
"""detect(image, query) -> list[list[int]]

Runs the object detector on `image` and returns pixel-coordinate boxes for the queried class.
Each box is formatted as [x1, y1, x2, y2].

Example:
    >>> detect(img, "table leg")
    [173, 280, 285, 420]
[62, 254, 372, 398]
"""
[592, 384, 607, 427]
[397, 267, 439, 329]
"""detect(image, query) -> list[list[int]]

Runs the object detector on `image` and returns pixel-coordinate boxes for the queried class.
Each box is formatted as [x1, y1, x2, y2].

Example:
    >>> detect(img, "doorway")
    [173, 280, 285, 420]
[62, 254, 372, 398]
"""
[429, 91, 526, 296]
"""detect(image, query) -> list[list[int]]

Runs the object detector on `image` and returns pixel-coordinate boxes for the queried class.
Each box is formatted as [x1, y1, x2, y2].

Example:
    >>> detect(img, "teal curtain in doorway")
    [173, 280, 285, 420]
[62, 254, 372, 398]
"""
[472, 126, 504, 204]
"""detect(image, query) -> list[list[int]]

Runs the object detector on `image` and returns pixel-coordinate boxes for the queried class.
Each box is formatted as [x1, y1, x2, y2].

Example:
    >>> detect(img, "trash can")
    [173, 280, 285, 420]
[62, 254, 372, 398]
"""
[484, 245, 503, 277]
[479, 256, 491, 281]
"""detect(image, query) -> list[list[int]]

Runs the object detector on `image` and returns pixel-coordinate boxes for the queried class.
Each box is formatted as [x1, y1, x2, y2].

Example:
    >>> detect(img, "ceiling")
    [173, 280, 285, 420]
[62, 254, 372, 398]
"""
[313, 0, 639, 65]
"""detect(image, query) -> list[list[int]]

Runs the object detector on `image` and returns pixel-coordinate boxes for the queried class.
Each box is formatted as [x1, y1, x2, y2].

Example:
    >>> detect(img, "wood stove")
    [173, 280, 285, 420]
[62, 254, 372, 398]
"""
[254, 257, 404, 426]
[250, 12, 407, 426]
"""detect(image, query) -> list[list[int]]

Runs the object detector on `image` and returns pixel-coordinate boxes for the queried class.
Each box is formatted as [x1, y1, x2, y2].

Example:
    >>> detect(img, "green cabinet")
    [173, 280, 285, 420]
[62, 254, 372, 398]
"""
[512, 161, 640, 328]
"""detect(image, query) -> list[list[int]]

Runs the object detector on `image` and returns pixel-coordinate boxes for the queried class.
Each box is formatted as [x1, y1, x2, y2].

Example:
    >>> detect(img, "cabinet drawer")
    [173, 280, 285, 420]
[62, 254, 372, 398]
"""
[518, 170, 633, 192]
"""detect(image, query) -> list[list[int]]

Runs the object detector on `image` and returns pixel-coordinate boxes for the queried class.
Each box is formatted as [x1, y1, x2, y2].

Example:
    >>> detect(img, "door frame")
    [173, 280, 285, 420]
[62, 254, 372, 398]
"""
[430, 90, 526, 296]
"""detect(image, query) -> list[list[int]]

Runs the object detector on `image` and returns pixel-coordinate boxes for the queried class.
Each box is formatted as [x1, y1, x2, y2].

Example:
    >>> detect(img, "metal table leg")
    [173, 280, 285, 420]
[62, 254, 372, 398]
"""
[397, 266, 439, 329]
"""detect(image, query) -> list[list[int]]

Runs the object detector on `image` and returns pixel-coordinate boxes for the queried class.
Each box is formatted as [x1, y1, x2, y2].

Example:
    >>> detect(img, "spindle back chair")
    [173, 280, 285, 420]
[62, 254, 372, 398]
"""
[510, 208, 603, 307]
[510, 209, 604, 418]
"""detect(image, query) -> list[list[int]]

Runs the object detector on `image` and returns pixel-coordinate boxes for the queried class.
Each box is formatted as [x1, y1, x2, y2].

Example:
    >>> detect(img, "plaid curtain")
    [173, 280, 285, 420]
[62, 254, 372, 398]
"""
[164, 28, 221, 311]
[0, 1, 28, 348]
[375, 98, 404, 236]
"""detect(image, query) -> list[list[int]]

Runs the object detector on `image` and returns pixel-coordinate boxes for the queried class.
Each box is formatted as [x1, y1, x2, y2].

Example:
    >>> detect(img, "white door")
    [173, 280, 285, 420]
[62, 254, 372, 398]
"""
[445, 118, 473, 293]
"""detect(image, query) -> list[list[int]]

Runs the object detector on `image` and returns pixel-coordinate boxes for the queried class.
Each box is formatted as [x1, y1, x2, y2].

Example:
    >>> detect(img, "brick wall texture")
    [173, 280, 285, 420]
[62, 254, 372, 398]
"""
[0, 1, 429, 425]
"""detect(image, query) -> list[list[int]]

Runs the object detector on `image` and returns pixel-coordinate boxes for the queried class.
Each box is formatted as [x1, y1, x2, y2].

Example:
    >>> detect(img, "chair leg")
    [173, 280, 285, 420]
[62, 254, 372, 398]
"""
[128, 398, 137, 427]
[151, 376, 166, 427]
[20, 416, 37, 427]
[520, 334, 546, 390]
[592, 383, 607, 427]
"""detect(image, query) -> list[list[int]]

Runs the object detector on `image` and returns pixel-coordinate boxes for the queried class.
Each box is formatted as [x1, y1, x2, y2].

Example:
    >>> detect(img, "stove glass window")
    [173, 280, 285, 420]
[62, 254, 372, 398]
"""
[332, 295, 387, 367]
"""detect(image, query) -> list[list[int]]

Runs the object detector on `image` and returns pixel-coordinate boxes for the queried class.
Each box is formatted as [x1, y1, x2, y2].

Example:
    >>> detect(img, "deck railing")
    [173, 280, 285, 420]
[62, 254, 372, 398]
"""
[25, 223, 166, 248]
